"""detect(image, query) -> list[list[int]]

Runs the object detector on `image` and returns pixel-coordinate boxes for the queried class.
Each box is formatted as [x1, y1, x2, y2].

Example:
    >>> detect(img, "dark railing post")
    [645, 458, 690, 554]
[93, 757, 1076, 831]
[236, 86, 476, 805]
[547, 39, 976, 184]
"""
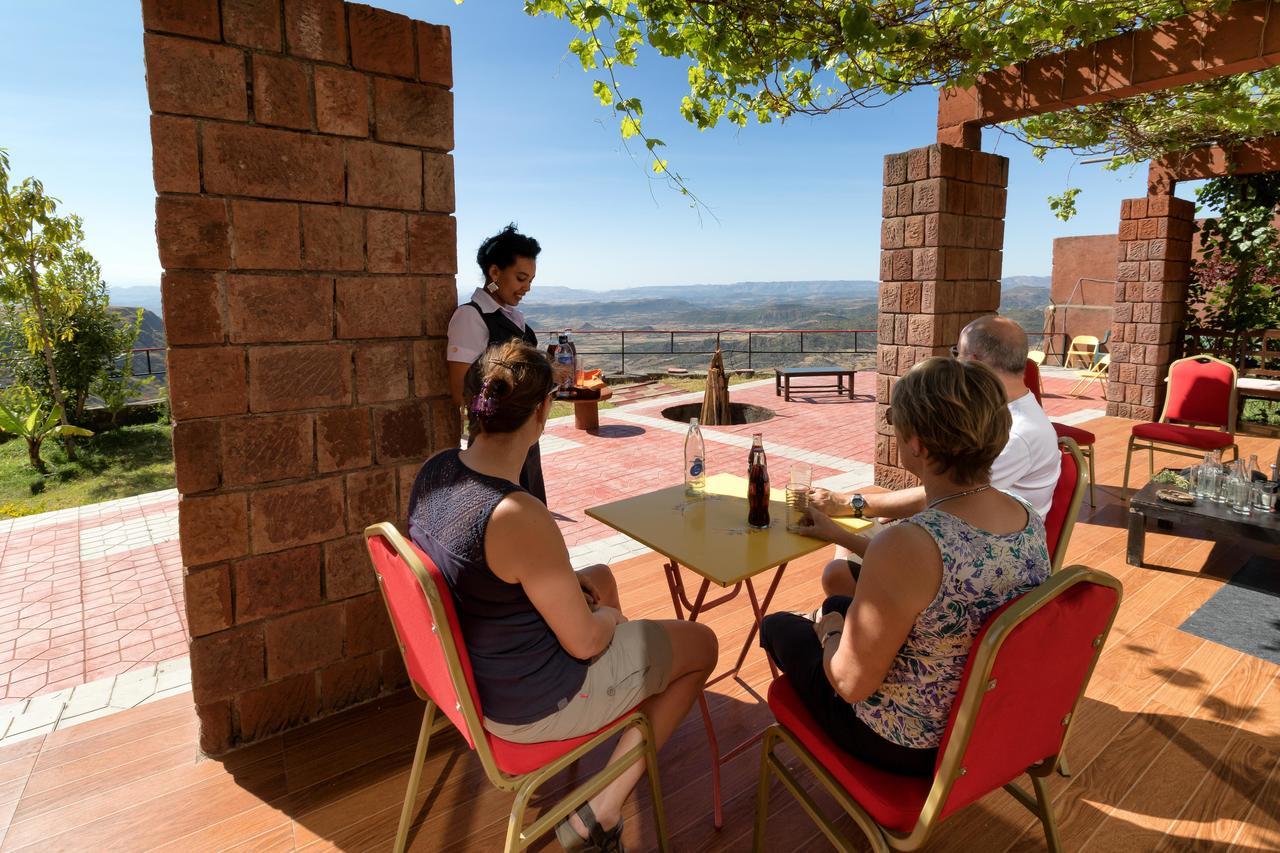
[748, 332, 753, 369]
[620, 331, 626, 376]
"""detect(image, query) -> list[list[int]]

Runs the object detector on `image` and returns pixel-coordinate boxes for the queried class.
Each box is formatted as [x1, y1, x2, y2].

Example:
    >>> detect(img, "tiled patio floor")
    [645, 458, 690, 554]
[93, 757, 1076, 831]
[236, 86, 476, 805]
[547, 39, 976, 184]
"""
[0, 371, 1106, 716]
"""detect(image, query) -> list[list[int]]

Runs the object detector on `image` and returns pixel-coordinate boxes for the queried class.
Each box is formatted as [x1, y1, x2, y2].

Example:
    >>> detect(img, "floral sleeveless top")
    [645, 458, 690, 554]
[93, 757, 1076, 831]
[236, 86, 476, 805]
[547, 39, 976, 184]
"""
[854, 492, 1050, 749]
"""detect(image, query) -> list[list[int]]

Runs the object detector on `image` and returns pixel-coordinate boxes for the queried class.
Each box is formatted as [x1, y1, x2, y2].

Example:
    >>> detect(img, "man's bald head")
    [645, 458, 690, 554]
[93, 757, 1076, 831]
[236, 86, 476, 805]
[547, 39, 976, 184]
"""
[958, 315, 1028, 376]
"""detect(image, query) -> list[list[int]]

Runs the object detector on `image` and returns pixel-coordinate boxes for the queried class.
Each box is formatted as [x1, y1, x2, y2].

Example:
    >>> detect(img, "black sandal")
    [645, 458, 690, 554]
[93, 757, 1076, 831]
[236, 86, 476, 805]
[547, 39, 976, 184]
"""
[554, 804, 625, 853]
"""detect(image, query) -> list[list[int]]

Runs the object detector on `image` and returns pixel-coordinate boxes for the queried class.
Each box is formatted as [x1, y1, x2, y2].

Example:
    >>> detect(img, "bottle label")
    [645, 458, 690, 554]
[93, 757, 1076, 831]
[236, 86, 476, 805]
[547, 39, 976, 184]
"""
[689, 458, 704, 477]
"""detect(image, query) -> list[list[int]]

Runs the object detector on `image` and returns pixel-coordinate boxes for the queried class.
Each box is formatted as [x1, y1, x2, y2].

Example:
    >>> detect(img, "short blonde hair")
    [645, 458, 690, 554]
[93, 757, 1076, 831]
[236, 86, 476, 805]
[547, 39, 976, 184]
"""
[889, 357, 1011, 485]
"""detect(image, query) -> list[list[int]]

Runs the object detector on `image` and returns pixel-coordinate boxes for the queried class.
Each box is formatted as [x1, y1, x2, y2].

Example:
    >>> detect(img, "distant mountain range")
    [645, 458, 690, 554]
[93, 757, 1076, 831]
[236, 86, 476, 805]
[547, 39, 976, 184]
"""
[109, 286, 165, 316]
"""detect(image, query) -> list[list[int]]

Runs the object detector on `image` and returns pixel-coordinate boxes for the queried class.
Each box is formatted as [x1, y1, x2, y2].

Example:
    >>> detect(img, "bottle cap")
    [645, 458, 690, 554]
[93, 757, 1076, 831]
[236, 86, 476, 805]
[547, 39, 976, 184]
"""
[690, 417, 699, 426]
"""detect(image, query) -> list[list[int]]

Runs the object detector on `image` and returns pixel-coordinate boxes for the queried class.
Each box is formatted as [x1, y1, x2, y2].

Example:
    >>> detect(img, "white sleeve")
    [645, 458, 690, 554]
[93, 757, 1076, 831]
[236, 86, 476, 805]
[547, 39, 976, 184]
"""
[989, 434, 1033, 492]
[447, 306, 489, 364]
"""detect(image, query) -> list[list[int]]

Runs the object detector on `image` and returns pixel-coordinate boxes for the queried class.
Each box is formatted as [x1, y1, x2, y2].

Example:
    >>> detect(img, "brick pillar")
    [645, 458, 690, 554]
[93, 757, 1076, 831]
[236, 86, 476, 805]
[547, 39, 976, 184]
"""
[1105, 196, 1193, 420]
[875, 144, 1009, 489]
[144, 0, 459, 753]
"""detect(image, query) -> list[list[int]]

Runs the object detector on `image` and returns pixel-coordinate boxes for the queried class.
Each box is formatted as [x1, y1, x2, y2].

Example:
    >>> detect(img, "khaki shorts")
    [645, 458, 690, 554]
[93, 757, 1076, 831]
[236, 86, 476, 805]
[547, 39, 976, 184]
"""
[483, 619, 673, 744]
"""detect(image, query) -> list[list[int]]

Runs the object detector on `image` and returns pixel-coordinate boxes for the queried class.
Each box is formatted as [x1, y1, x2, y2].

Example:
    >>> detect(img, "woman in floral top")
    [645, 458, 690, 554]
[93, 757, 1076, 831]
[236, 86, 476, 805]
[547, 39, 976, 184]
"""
[761, 357, 1051, 776]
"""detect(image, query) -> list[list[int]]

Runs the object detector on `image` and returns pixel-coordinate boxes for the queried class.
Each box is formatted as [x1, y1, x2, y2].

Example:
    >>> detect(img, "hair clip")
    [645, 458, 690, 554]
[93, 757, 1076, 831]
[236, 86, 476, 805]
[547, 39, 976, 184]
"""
[471, 379, 498, 418]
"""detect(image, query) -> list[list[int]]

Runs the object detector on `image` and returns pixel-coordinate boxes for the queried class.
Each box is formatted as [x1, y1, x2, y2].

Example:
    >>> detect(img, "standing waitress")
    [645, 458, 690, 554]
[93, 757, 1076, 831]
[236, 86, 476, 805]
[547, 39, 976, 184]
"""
[447, 224, 547, 503]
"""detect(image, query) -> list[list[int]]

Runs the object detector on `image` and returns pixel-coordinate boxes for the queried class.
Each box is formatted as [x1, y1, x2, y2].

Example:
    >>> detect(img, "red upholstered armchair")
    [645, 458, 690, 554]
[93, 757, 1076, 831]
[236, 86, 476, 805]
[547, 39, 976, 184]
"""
[752, 566, 1122, 853]
[1122, 355, 1239, 500]
[1027, 358, 1098, 508]
[1044, 437, 1087, 574]
[363, 523, 670, 853]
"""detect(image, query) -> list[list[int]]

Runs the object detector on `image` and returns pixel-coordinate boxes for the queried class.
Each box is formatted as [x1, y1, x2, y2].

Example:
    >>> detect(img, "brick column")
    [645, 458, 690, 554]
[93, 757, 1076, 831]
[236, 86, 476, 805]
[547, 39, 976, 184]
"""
[144, 0, 458, 753]
[875, 144, 1009, 489]
[1105, 196, 1193, 420]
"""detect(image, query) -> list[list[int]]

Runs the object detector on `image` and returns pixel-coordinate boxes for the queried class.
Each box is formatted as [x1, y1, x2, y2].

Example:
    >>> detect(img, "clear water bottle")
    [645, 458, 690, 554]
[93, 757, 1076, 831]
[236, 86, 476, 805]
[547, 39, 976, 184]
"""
[554, 334, 575, 391]
[684, 418, 705, 497]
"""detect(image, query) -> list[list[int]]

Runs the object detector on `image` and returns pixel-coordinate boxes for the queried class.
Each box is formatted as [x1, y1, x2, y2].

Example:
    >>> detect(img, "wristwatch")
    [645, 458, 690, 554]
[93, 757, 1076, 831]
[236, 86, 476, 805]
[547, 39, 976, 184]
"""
[848, 493, 867, 519]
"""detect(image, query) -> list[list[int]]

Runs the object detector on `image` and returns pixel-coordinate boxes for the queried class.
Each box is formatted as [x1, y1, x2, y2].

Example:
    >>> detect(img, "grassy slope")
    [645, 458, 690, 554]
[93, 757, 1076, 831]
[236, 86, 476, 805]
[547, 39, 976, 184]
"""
[0, 423, 175, 518]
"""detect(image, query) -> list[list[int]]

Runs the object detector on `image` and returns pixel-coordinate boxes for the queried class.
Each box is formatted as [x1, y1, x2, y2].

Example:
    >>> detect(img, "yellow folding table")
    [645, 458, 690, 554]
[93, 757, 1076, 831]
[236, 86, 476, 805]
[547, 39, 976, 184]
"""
[586, 472, 871, 828]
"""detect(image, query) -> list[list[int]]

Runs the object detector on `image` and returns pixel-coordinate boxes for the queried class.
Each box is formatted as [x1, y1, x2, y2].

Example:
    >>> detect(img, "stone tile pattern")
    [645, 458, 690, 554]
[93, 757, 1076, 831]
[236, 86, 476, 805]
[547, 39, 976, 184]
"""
[1105, 195, 1195, 421]
[142, 0, 458, 753]
[876, 143, 1009, 490]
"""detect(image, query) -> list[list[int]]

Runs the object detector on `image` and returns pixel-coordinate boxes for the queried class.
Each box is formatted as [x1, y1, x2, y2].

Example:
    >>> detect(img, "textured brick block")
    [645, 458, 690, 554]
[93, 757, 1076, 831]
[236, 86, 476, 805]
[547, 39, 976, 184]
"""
[366, 211, 407, 272]
[884, 153, 907, 186]
[172, 419, 221, 494]
[1127, 241, 1149, 262]
[191, 624, 265, 702]
[881, 218, 904, 250]
[904, 216, 925, 248]
[907, 314, 940, 347]
[169, 347, 247, 419]
[373, 77, 453, 150]
[249, 344, 352, 412]
[1116, 261, 1141, 282]
[301, 205, 365, 271]
[145, 35, 246, 121]
[347, 141, 423, 209]
[906, 148, 929, 182]
[912, 248, 939, 279]
[336, 276, 422, 339]
[324, 534, 376, 600]
[889, 249, 912, 281]
[927, 145, 958, 179]
[881, 187, 896, 218]
[320, 653, 382, 714]
[345, 592, 396, 657]
[900, 282, 922, 314]
[317, 407, 372, 471]
[357, 342, 411, 402]
[911, 179, 946, 214]
[266, 602, 345, 679]
[162, 270, 225, 345]
[204, 124, 344, 202]
[235, 544, 323, 622]
[253, 54, 312, 130]
[413, 340, 448, 397]
[422, 152, 455, 213]
[1137, 218, 1159, 240]
[349, 3, 414, 77]
[143, 0, 221, 38]
[179, 492, 250, 566]
[237, 672, 320, 741]
[230, 201, 301, 270]
[150, 115, 200, 194]
[430, 400, 460, 451]
[156, 197, 231, 270]
[227, 274, 332, 343]
[1118, 221, 1138, 241]
[879, 282, 901, 313]
[251, 477, 346, 554]
[185, 565, 233, 637]
[346, 468, 397, 533]
[408, 215, 457, 274]
[223, 0, 282, 50]
[397, 462, 417, 523]
[416, 22, 453, 87]
[284, 0, 347, 62]
[373, 400, 431, 464]
[221, 413, 314, 486]
[315, 66, 369, 137]
[1133, 302, 1152, 323]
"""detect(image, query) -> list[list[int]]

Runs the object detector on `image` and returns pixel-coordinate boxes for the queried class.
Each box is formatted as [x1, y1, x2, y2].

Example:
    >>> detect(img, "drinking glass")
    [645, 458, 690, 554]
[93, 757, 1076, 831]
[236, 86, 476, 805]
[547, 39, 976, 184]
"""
[786, 464, 812, 533]
[1230, 477, 1253, 515]
[1184, 466, 1199, 498]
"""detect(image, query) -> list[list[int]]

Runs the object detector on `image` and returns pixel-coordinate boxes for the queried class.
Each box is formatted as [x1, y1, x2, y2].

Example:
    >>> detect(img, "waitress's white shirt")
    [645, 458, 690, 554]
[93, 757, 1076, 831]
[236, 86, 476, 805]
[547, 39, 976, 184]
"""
[447, 288, 531, 364]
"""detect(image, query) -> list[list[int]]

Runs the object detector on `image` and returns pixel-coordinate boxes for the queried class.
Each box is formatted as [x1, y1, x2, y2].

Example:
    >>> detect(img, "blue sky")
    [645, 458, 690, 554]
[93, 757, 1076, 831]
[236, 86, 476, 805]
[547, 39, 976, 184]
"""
[0, 2, 1198, 292]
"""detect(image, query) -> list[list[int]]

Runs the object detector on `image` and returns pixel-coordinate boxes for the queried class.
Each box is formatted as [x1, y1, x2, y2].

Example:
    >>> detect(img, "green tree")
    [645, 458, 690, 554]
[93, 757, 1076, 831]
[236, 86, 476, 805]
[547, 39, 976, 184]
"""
[0, 148, 86, 457]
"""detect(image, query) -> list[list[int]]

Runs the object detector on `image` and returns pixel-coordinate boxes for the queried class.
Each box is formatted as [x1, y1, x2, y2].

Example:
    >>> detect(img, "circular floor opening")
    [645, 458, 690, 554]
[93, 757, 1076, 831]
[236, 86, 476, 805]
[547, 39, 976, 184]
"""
[661, 402, 776, 425]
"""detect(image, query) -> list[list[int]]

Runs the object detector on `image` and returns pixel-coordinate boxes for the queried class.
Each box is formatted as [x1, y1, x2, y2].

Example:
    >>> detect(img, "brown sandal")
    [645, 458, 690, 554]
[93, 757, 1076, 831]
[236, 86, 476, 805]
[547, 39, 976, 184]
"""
[554, 804, 625, 853]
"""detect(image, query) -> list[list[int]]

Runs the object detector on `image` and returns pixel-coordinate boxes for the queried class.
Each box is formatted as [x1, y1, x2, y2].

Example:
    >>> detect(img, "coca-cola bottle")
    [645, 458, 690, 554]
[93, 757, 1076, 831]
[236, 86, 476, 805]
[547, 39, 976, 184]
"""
[747, 433, 770, 529]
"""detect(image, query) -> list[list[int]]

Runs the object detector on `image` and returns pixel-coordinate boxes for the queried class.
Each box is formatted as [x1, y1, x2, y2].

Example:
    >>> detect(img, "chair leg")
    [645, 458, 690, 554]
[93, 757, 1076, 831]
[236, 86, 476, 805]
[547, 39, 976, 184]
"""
[642, 718, 672, 853]
[1148, 444, 1155, 480]
[394, 702, 437, 853]
[1086, 447, 1096, 507]
[1122, 437, 1136, 501]
[1032, 773, 1065, 853]
[1057, 753, 1072, 777]
[753, 729, 776, 853]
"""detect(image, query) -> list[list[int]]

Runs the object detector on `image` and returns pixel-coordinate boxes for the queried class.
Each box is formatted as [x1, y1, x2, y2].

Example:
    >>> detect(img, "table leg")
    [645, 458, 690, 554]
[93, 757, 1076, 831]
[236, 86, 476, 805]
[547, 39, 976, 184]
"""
[775, 373, 781, 397]
[732, 564, 787, 679]
[784, 376, 791, 402]
[848, 372, 856, 400]
[1127, 509, 1146, 566]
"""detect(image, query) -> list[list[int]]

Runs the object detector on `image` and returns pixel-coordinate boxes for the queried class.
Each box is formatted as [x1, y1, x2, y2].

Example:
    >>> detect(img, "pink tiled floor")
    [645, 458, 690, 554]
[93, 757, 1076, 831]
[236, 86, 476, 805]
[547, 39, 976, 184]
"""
[0, 372, 1105, 706]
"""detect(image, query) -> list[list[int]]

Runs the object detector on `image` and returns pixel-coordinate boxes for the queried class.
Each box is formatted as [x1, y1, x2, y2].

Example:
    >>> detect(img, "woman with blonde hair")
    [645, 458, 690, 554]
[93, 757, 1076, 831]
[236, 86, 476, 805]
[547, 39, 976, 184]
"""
[761, 357, 1050, 775]
[409, 341, 718, 851]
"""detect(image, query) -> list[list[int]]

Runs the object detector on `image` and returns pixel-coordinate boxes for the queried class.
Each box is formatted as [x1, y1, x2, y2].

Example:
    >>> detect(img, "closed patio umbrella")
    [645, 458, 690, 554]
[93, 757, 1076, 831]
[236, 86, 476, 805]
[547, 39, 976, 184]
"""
[701, 347, 731, 426]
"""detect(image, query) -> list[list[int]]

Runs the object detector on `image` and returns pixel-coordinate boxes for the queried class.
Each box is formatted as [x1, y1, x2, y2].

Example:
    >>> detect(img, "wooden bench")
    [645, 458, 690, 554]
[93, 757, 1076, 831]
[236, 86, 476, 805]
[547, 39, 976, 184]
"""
[775, 366, 859, 402]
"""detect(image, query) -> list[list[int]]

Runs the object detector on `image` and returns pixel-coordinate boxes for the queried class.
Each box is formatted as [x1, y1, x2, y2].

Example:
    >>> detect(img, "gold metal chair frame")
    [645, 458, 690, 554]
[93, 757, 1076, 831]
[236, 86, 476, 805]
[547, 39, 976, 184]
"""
[1064, 335, 1100, 369]
[1051, 437, 1088, 575]
[752, 565, 1122, 853]
[364, 523, 670, 853]
[1122, 354, 1240, 501]
[1068, 353, 1110, 397]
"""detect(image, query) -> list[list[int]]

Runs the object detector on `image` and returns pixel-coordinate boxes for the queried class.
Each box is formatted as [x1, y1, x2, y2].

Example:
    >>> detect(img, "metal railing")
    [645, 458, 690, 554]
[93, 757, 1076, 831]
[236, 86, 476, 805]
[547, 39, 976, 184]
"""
[535, 329, 877, 376]
[129, 347, 167, 378]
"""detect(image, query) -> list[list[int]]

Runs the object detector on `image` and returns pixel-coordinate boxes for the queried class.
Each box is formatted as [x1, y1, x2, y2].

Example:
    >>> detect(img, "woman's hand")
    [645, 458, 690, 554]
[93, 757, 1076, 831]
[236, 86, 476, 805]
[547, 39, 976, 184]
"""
[796, 506, 844, 542]
[809, 488, 851, 517]
[595, 605, 627, 626]
[813, 610, 844, 643]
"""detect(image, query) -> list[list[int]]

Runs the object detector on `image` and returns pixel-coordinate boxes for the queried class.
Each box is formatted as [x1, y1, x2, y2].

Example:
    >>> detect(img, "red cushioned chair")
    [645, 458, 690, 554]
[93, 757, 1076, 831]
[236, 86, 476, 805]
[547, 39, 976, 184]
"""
[753, 566, 1121, 852]
[1023, 358, 1044, 405]
[1122, 354, 1239, 501]
[1044, 437, 1087, 575]
[364, 523, 669, 853]
[1027, 359, 1098, 508]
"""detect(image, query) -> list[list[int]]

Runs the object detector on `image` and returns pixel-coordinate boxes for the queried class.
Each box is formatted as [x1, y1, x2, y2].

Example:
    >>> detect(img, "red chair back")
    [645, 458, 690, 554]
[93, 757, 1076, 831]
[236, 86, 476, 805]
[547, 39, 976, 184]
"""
[1162, 355, 1237, 430]
[1043, 437, 1085, 572]
[930, 568, 1121, 822]
[365, 524, 484, 749]
[1024, 359, 1043, 405]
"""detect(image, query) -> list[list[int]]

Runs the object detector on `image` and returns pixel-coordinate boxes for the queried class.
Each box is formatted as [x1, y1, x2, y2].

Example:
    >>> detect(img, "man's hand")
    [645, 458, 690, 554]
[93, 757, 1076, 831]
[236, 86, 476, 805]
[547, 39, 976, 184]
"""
[809, 488, 852, 517]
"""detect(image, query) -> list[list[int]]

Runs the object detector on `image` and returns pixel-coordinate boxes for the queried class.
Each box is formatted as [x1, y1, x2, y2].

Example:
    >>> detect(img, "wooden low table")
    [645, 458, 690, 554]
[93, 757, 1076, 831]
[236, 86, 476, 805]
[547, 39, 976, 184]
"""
[557, 384, 612, 431]
[1127, 470, 1280, 566]
[774, 366, 859, 402]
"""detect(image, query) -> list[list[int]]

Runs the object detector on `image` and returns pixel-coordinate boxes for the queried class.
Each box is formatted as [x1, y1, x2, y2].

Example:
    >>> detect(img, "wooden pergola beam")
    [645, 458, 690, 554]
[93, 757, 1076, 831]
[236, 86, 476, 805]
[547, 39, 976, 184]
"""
[938, 0, 1280, 148]
[1148, 135, 1280, 193]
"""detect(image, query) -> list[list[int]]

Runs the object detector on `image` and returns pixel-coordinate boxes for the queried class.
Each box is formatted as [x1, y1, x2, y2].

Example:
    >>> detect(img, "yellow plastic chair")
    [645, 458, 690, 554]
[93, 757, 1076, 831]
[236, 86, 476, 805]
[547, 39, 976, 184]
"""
[1068, 353, 1110, 397]
[1064, 335, 1100, 369]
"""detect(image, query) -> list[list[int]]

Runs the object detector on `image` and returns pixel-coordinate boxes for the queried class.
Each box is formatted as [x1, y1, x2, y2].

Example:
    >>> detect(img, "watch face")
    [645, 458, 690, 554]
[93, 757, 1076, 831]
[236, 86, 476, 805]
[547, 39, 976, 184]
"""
[851, 494, 866, 509]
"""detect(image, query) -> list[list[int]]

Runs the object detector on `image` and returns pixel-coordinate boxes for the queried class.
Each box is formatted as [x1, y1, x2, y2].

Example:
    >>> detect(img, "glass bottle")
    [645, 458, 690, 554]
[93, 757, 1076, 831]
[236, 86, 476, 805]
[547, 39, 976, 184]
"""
[684, 418, 705, 498]
[747, 433, 770, 529]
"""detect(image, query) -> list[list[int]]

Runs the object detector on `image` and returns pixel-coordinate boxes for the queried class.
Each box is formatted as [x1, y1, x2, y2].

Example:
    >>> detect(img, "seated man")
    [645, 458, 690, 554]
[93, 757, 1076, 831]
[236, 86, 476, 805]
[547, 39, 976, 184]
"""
[814, 314, 1059, 597]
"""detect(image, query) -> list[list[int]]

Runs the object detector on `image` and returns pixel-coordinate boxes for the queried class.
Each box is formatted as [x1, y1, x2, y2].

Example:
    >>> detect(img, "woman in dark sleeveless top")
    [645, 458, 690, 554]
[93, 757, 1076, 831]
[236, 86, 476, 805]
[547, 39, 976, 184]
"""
[446, 224, 547, 502]
[410, 342, 718, 852]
